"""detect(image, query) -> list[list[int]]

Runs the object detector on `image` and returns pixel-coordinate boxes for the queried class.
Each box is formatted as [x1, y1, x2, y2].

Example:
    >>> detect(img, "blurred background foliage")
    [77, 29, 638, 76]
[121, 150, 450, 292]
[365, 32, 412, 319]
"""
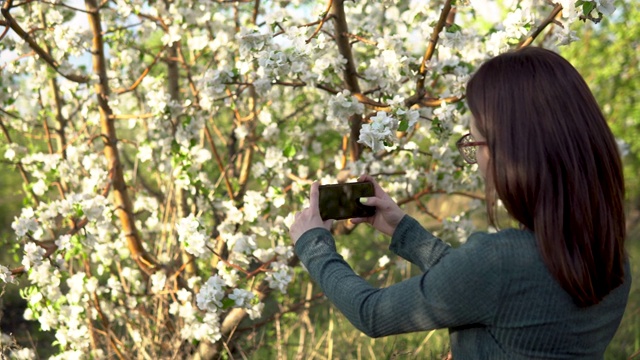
[563, 0, 640, 208]
[1, 0, 639, 358]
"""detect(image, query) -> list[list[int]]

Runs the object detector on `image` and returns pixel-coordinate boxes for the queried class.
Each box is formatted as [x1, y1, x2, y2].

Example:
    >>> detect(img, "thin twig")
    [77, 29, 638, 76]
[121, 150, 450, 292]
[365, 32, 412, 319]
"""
[518, 4, 563, 48]
[0, 19, 12, 43]
[0, 116, 40, 204]
[420, 94, 465, 107]
[306, 0, 334, 43]
[36, 0, 94, 13]
[103, 22, 142, 35]
[415, 198, 441, 221]
[114, 45, 168, 95]
[204, 124, 235, 201]
[397, 187, 485, 207]
[109, 113, 156, 120]
[352, 92, 389, 110]
[344, 32, 377, 45]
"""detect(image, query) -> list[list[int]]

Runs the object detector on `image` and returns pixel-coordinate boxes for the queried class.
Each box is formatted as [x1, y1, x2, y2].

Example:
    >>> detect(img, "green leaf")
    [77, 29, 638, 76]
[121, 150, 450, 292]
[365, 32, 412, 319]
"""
[222, 297, 235, 309]
[582, 1, 596, 16]
[171, 141, 181, 155]
[398, 119, 409, 132]
[446, 24, 462, 33]
[283, 143, 296, 158]
[73, 203, 84, 218]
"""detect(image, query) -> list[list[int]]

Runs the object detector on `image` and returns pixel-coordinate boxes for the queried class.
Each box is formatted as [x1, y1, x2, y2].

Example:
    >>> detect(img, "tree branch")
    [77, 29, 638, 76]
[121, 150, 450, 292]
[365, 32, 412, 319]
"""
[420, 94, 465, 107]
[252, 0, 260, 24]
[85, 0, 158, 275]
[397, 187, 485, 207]
[518, 4, 563, 48]
[331, 0, 363, 161]
[407, 0, 454, 108]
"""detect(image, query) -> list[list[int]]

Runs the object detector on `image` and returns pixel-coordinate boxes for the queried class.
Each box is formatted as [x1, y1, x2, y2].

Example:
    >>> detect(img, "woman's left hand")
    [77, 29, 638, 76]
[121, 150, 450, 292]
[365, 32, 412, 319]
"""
[290, 182, 333, 245]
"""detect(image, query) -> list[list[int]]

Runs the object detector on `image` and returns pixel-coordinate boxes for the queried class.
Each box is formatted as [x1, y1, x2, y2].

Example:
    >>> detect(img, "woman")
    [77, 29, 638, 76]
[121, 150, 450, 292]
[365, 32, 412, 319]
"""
[289, 47, 631, 359]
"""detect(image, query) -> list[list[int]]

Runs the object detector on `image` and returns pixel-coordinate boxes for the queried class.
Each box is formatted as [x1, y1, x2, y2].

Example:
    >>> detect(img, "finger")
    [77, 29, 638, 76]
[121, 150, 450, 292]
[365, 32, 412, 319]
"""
[309, 181, 320, 213]
[359, 196, 380, 207]
[359, 174, 386, 196]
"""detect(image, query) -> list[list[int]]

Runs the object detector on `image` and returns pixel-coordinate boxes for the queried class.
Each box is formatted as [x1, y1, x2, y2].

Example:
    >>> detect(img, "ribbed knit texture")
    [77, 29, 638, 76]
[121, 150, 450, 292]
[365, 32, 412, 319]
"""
[294, 215, 631, 359]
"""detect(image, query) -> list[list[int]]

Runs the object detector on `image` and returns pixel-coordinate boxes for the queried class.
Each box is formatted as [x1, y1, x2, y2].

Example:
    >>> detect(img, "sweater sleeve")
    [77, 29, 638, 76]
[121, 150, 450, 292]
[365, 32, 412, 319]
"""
[389, 215, 451, 271]
[294, 225, 503, 338]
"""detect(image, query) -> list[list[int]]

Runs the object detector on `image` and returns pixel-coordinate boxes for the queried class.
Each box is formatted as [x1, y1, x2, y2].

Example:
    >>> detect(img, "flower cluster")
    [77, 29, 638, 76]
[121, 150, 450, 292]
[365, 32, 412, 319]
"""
[176, 214, 211, 257]
[327, 90, 365, 132]
[358, 111, 398, 152]
[0, 265, 16, 284]
[172, 288, 222, 342]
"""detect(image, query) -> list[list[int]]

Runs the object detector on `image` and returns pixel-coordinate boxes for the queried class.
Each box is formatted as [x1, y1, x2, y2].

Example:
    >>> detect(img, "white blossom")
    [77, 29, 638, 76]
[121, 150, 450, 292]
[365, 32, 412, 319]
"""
[228, 288, 255, 308]
[216, 261, 239, 287]
[196, 275, 226, 312]
[161, 24, 182, 46]
[176, 214, 210, 257]
[595, 0, 615, 15]
[138, 145, 153, 163]
[246, 302, 264, 320]
[22, 243, 45, 271]
[327, 90, 365, 132]
[55, 235, 73, 252]
[378, 255, 391, 268]
[265, 262, 293, 293]
[0, 265, 16, 284]
[358, 111, 397, 152]
[12, 208, 39, 237]
[150, 271, 167, 293]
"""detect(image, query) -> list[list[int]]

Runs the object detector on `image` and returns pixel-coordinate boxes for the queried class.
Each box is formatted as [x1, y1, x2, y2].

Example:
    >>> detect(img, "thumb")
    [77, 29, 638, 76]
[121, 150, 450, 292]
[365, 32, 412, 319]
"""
[359, 196, 380, 207]
[309, 181, 320, 214]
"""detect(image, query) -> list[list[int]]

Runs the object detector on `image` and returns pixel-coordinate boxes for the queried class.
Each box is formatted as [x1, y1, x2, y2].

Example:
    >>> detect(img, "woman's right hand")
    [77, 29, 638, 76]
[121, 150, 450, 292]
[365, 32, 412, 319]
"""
[350, 174, 406, 237]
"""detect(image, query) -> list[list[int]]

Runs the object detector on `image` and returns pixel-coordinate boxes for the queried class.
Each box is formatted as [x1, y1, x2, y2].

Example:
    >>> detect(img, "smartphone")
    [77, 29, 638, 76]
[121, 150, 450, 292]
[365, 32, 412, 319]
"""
[318, 182, 376, 220]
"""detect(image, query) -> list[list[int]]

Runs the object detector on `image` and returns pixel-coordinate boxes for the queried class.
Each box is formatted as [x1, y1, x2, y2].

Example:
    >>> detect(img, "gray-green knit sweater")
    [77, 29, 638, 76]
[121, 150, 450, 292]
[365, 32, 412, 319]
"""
[294, 215, 631, 359]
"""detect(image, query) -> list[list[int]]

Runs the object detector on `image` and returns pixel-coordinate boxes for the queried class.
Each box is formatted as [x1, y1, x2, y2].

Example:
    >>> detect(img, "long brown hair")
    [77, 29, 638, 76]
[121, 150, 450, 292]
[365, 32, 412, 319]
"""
[466, 47, 626, 307]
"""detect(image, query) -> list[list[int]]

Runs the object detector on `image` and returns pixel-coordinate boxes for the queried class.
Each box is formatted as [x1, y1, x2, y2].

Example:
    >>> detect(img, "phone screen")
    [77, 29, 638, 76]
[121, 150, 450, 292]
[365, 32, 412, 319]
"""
[318, 182, 376, 220]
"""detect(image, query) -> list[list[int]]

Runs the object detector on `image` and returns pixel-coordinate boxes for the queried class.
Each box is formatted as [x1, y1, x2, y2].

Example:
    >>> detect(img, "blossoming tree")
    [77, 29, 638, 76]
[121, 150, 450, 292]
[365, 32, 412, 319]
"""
[0, 0, 613, 358]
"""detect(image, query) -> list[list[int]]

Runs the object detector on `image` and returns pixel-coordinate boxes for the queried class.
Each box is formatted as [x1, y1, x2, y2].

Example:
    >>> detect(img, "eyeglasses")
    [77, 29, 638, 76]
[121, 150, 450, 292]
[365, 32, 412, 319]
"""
[456, 133, 487, 165]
